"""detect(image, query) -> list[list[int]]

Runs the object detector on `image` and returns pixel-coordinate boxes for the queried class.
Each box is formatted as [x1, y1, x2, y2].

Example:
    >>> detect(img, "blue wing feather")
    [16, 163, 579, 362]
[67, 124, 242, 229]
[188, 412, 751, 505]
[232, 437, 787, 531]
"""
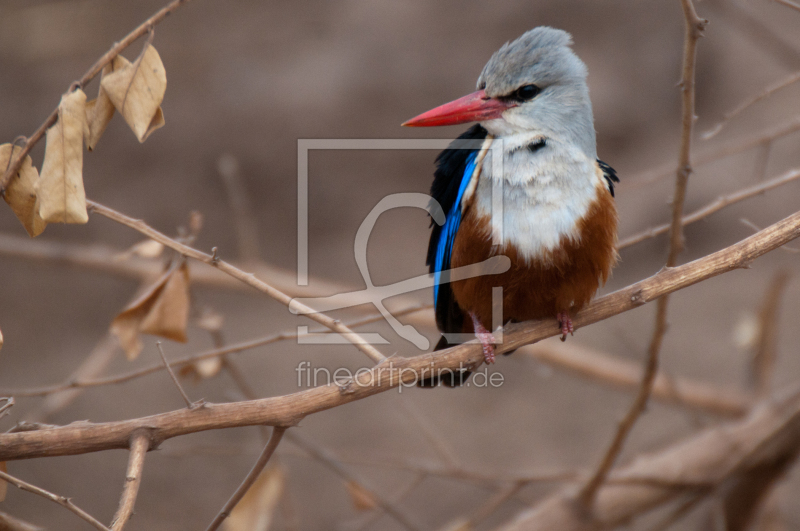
[433, 152, 477, 306]
[426, 124, 487, 333]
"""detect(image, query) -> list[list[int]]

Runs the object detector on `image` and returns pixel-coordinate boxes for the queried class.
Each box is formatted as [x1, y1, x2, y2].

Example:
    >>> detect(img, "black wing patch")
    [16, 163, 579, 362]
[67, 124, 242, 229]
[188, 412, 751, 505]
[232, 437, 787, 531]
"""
[597, 159, 619, 198]
[427, 124, 487, 333]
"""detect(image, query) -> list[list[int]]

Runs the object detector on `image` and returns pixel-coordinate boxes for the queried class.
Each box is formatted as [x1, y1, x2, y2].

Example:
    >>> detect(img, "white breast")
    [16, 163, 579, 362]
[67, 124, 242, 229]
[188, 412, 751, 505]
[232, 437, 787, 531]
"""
[471, 134, 602, 263]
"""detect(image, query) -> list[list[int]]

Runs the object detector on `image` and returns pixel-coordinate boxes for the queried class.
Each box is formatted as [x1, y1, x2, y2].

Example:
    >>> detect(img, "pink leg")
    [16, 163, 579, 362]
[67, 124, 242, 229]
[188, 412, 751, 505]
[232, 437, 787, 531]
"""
[557, 311, 574, 342]
[470, 313, 496, 364]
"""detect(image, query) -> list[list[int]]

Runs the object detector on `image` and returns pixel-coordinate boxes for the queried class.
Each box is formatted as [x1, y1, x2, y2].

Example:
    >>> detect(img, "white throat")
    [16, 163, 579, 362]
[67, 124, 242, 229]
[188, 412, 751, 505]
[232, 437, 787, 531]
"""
[470, 132, 601, 262]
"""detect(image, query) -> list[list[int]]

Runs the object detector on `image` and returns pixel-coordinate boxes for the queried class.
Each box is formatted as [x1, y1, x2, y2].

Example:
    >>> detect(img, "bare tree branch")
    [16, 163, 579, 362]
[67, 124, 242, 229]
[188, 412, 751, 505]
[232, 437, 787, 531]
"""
[86, 199, 387, 364]
[524, 343, 750, 417]
[702, 70, 800, 139]
[618, 168, 800, 250]
[110, 431, 150, 531]
[1, 204, 799, 462]
[1, 304, 430, 398]
[750, 271, 792, 397]
[494, 384, 800, 531]
[0, 469, 110, 531]
[205, 426, 286, 531]
[624, 115, 800, 190]
[156, 342, 197, 409]
[578, 0, 708, 509]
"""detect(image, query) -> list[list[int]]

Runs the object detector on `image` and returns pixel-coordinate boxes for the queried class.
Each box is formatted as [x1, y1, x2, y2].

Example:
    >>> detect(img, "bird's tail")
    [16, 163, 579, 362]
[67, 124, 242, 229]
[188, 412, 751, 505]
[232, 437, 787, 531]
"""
[417, 335, 473, 388]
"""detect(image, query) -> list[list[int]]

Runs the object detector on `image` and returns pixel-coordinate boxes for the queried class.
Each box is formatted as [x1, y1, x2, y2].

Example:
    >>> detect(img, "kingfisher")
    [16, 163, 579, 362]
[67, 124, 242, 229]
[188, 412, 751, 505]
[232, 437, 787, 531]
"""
[403, 27, 619, 387]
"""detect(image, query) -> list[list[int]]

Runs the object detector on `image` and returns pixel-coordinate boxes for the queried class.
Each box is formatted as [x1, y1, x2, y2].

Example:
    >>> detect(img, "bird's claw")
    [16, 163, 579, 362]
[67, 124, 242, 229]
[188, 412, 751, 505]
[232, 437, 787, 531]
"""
[557, 312, 574, 342]
[470, 313, 497, 364]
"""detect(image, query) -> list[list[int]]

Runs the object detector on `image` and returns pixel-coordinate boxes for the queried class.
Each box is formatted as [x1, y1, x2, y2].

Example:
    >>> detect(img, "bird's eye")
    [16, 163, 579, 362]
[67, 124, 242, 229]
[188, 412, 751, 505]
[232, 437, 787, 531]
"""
[514, 84, 541, 101]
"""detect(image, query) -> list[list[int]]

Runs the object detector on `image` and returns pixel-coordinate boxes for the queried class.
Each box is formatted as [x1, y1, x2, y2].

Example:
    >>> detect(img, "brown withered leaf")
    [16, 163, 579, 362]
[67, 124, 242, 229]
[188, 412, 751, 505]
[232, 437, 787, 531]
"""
[110, 263, 190, 360]
[37, 89, 88, 224]
[139, 262, 190, 342]
[84, 58, 126, 150]
[224, 465, 284, 531]
[101, 46, 166, 142]
[0, 462, 7, 502]
[346, 480, 377, 512]
[0, 144, 45, 237]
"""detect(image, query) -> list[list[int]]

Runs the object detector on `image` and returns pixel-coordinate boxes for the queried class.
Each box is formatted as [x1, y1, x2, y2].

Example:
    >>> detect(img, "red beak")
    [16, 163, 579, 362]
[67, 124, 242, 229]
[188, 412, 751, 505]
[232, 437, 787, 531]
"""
[402, 89, 516, 127]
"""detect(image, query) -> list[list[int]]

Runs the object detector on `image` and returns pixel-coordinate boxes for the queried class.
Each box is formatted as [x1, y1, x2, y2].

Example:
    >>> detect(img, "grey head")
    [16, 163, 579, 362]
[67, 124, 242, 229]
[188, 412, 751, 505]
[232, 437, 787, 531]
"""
[477, 27, 596, 158]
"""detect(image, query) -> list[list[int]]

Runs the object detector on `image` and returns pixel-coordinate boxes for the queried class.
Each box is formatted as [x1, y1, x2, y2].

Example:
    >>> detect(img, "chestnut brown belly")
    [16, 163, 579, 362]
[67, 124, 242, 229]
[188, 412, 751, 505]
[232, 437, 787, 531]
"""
[450, 192, 618, 327]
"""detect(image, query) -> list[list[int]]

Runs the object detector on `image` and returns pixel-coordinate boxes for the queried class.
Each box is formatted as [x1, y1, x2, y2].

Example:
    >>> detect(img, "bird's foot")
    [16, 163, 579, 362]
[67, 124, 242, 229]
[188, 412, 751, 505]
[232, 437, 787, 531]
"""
[557, 312, 574, 342]
[470, 313, 496, 364]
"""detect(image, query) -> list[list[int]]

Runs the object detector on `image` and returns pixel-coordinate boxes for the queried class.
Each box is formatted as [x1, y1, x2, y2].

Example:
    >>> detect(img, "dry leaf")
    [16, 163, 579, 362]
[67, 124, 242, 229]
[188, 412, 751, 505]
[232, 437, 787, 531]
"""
[0, 462, 7, 502]
[140, 262, 190, 342]
[346, 480, 377, 511]
[101, 46, 166, 142]
[110, 263, 190, 360]
[37, 89, 88, 224]
[84, 58, 126, 150]
[114, 239, 164, 261]
[0, 144, 45, 237]
[224, 465, 284, 531]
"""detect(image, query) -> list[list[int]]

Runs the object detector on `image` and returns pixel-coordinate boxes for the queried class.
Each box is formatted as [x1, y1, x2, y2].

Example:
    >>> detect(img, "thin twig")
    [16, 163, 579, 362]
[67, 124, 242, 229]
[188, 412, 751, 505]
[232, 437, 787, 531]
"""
[2, 205, 800, 461]
[0, 397, 14, 419]
[618, 167, 800, 250]
[524, 343, 750, 417]
[205, 426, 286, 531]
[2, 304, 429, 398]
[750, 271, 791, 396]
[87, 199, 387, 364]
[0, 0, 193, 196]
[702, 70, 800, 139]
[774, 0, 800, 12]
[217, 154, 260, 263]
[578, 0, 707, 510]
[707, 0, 800, 70]
[348, 473, 426, 531]
[496, 385, 800, 531]
[110, 431, 150, 531]
[0, 469, 110, 531]
[467, 481, 526, 527]
[286, 432, 422, 531]
[400, 400, 459, 468]
[156, 342, 195, 409]
[624, 115, 800, 190]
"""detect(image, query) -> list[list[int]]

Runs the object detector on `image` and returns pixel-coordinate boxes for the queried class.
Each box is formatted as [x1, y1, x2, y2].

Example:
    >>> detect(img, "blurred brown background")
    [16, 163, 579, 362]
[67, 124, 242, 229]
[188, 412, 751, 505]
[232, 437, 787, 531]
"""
[1, 0, 800, 529]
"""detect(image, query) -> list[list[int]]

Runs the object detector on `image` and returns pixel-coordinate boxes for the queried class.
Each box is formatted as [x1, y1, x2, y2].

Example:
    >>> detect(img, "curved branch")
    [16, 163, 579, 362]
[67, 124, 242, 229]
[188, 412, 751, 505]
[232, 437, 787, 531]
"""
[205, 427, 286, 531]
[0, 469, 110, 531]
[87, 199, 387, 364]
[1, 205, 798, 462]
[618, 167, 800, 249]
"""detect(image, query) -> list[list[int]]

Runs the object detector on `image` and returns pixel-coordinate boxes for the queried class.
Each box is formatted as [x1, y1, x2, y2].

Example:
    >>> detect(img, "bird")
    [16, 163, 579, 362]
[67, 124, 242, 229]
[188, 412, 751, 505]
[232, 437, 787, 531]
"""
[403, 27, 619, 387]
